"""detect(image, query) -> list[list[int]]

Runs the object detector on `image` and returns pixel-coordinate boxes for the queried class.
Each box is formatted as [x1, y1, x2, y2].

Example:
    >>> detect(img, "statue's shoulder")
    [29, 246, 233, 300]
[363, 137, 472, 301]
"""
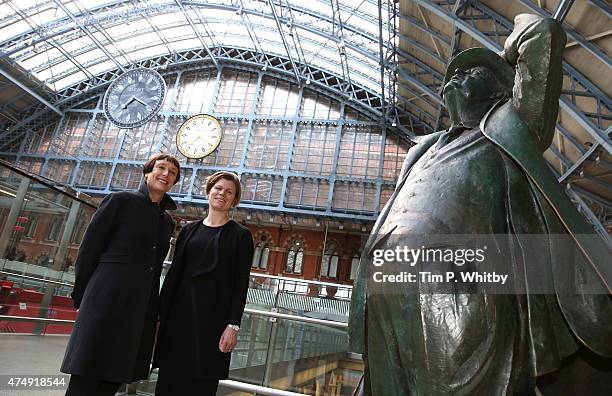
[412, 130, 445, 146]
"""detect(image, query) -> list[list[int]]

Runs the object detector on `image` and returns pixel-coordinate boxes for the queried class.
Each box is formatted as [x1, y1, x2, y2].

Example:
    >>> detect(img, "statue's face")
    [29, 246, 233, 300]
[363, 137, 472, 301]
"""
[444, 66, 496, 100]
[443, 66, 500, 125]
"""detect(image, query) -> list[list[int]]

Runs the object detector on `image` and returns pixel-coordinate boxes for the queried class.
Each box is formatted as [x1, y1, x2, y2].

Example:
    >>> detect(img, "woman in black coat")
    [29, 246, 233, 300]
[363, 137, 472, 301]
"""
[153, 171, 254, 395]
[60, 154, 180, 396]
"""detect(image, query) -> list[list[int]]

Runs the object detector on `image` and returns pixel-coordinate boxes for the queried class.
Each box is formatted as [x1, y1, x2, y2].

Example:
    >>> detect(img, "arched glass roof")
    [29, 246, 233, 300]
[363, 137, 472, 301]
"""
[0, 0, 396, 94]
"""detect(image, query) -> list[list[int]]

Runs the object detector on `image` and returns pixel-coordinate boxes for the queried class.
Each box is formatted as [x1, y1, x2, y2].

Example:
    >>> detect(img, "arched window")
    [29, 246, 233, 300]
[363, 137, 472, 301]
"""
[285, 239, 304, 274]
[350, 254, 360, 280]
[70, 218, 88, 244]
[45, 216, 64, 241]
[23, 214, 39, 239]
[321, 241, 339, 278]
[252, 234, 270, 270]
[252, 243, 269, 270]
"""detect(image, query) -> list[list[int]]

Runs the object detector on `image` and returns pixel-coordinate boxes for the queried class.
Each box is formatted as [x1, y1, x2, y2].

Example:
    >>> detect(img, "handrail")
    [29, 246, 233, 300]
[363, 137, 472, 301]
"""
[0, 159, 97, 209]
[2, 267, 354, 292]
[0, 270, 74, 287]
[0, 315, 74, 324]
[0, 307, 349, 328]
[244, 308, 348, 328]
[218, 380, 308, 396]
[251, 272, 353, 289]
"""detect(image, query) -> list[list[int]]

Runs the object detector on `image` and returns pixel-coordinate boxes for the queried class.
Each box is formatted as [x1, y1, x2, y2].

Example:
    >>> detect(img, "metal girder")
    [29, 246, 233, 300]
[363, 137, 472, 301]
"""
[142, 13, 175, 57]
[268, 0, 302, 83]
[558, 141, 600, 182]
[0, 66, 62, 116]
[572, 185, 612, 212]
[553, 0, 575, 22]
[587, 0, 611, 19]
[548, 158, 612, 243]
[561, 61, 612, 130]
[565, 187, 612, 245]
[377, 0, 387, 124]
[51, 0, 126, 73]
[174, 0, 219, 69]
[330, 0, 353, 90]
[556, 124, 586, 154]
[559, 99, 612, 153]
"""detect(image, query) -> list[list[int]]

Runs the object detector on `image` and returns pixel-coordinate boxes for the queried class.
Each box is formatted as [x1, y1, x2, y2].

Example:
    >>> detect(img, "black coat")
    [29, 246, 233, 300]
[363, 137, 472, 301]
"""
[61, 183, 176, 383]
[152, 219, 254, 379]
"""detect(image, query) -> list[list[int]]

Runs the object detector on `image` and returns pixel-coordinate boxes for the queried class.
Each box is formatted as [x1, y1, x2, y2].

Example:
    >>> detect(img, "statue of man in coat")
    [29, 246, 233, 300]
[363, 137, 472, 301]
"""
[349, 14, 612, 395]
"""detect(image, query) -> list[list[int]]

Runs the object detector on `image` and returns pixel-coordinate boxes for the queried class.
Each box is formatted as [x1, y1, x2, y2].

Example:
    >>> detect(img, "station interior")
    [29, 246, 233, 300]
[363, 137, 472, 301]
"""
[0, 0, 610, 395]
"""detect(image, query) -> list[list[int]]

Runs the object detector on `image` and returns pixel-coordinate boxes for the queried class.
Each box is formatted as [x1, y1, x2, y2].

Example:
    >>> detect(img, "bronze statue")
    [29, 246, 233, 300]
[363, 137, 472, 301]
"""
[349, 14, 612, 395]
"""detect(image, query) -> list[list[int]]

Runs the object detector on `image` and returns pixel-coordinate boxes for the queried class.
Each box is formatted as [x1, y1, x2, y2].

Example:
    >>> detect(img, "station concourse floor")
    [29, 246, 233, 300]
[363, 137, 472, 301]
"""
[0, 334, 249, 396]
[0, 334, 70, 396]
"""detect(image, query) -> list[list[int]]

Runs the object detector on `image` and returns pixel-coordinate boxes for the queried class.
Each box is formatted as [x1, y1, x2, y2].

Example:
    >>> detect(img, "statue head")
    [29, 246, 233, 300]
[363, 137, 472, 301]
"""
[443, 48, 514, 127]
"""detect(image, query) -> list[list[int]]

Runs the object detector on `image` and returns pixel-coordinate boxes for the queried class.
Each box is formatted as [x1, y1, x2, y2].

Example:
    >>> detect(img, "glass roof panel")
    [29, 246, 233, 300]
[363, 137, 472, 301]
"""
[129, 44, 174, 64]
[19, 47, 63, 71]
[86, 60, 116, 78]
[170, 38, 204, 52]
[73, 49, 107, 67]
[0, 18, 32, 39]
[53, 70, 88, 90]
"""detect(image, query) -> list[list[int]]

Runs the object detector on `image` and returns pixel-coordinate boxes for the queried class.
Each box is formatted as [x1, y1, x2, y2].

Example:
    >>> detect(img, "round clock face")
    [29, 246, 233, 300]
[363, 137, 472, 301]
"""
[176, 114, 223, 159]
[103, 68, 166, 128]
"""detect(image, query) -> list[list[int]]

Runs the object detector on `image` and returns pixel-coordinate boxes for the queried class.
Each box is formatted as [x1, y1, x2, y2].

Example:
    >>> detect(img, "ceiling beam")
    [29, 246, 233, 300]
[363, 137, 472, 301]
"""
[553, 0, 575, 22]
[268, 0, 302, 83]
[0, 66, 62, 116]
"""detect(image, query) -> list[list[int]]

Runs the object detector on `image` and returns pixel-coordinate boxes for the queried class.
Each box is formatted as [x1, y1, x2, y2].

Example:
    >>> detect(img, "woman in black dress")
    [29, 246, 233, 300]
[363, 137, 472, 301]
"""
[61, 154, 180, 396]
[154, 171, 254, 395]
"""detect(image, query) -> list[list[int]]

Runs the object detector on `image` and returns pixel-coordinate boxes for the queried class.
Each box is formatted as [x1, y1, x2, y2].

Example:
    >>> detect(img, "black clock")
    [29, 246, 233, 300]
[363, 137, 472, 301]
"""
[103, 68, 166, 128]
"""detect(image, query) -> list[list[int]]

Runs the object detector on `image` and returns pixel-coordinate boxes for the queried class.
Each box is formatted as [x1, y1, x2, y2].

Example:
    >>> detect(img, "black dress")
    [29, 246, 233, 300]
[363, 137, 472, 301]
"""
[155, 222, 222, 395]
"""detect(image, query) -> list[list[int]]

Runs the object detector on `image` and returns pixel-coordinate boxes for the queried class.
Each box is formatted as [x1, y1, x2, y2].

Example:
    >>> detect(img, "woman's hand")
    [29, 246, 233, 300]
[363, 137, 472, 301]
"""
[219, 326, 238, 353]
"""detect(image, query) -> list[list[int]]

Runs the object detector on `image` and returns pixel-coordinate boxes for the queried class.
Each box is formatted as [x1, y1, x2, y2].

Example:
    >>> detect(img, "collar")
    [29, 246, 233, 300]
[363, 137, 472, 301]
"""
[479, 98, 508, 134]
[138, 182, 177, 211]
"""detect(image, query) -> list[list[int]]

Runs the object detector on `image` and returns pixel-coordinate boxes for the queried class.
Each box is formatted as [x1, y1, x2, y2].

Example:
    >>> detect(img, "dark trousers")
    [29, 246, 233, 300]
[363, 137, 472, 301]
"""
[65, 374, 121, 396]
[155, 374, 219, 395]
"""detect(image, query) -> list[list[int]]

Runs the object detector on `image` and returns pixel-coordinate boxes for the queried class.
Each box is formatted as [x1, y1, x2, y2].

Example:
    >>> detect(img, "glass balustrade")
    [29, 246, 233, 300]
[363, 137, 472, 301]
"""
[136, 313, 360, 395]
[0, 160, 97, 334]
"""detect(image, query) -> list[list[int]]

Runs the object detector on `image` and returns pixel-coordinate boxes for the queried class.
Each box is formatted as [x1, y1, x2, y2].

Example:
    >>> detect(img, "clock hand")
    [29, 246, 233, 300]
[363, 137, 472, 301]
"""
[133, 97, 151, 109]
[188, 136, 201, 146]
[121, 96, 135, 110]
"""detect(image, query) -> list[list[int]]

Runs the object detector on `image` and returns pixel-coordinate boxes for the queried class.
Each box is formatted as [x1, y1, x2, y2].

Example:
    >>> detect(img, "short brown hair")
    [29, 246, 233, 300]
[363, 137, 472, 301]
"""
[205, 171, 242, 207]
[143, 154, 181, 185]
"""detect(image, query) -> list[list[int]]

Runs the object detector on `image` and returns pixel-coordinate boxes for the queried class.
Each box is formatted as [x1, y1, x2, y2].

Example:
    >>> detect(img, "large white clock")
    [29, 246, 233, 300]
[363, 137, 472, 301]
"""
[103, 68, 166, 128]
[176, 114, 223, 159]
